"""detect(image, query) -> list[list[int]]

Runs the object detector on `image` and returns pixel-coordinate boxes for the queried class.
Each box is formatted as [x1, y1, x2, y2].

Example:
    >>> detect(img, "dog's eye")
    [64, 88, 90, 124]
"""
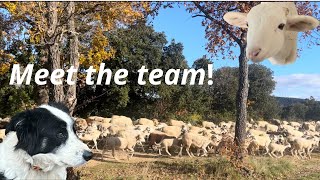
[57, 132, 65, 139]
[246, 22, 249, 27]
[278, 23, 285, 30]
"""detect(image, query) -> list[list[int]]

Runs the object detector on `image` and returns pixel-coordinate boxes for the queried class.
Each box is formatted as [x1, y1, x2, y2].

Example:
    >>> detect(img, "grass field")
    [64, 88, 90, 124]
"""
[75, 151, 320, 180]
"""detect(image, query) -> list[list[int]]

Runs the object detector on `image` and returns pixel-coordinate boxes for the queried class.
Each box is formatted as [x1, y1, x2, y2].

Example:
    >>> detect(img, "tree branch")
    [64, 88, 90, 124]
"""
[191, 14, 206, 18]
[192, 1, 243, 47]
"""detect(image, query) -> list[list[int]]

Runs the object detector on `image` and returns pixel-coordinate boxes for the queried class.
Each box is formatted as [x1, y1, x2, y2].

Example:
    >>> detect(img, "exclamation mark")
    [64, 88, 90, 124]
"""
[207, 64, 213, 85]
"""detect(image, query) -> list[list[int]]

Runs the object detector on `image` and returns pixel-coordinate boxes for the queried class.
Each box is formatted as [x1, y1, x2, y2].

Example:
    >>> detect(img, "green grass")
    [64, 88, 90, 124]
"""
[248, 157, 293, 179]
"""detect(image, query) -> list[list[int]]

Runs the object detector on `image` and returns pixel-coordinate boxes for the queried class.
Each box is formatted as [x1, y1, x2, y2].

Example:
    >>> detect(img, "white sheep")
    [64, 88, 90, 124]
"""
[86, 116, 111, 124]
[202, 121, 216, 129]
[247, 128, 267, 137]
[179, 132, 212, 157]
[219, 121, 233, 130]
[162, 125, 186, 138]
[207, 134, 222, 154]
[134, 118, 157, 126]
[78, 127, 101, 150]
[96, 122, 112, 137]
[153, 137, 182, 156]
[282, 121, 289, 125]
[279, 124, 296, 132]
[268, 142, 291, 158]
[255, 121, 269, 128]
[211, 126, 228, 135]
[135, 125, 154, 133]
[249, 134, 271, 155]
[116, 129, 149, 152]
[168, 119, 185, 127]
[265, 124, 278, 132]
[302, 122, 316, 132]
[74, 118, 88, 132]
[110, 115, 133, 127]
[107, 125, 127, 136]
[224, 2, 319, 64]
[101, 134, 145, 160]
[291, 137, 319, 159]
[289, 121, 301, 129]
[286, 128, 304, 137]
[304, 131, 319, 137]
[188, 126, 206, 134]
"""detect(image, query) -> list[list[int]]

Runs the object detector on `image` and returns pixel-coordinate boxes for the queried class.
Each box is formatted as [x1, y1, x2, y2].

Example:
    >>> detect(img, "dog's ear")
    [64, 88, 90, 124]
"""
[5, 111, 29, 134]
[6, 110, 38, 155]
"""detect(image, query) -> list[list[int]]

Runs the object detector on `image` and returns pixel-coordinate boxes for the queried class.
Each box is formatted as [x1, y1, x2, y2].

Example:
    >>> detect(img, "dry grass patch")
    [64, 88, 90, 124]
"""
[76, 153, 320, 180]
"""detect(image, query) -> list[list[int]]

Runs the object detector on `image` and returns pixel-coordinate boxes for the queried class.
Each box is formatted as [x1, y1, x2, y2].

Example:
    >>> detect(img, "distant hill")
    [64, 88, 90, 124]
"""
[276, 97, 309, 107]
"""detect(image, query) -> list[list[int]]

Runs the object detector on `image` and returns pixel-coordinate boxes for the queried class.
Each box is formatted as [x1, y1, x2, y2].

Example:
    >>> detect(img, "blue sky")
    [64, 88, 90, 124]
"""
[151, 4, 320, 100]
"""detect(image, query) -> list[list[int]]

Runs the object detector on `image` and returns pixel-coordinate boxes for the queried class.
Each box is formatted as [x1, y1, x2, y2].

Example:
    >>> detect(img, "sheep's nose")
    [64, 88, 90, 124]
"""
[82, 150, 93, 161]
[248, 48, 262, 59]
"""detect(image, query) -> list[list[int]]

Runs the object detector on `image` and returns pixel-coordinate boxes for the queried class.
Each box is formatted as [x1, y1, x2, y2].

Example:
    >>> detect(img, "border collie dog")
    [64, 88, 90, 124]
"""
[0, 103, 92, 179]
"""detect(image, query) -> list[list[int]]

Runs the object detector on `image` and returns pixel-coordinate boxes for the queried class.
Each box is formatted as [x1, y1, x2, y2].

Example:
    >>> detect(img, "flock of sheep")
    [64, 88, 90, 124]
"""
[71, 116, 320, 160]
[1, 116, 320, 161]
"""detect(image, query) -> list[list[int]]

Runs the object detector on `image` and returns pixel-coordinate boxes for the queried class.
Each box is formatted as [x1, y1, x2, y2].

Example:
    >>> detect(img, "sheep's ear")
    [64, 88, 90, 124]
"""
[223, 12, 248, 28]
[286, 15, 319, 32]
[283, 7, 289, 16]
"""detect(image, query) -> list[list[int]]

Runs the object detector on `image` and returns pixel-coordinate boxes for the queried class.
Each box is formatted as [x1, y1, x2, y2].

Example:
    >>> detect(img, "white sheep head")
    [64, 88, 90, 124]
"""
[223, 2, 319, 64]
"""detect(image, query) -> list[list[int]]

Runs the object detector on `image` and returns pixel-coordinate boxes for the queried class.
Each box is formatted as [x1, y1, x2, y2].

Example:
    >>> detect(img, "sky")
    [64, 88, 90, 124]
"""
[151, 4, 320, 100]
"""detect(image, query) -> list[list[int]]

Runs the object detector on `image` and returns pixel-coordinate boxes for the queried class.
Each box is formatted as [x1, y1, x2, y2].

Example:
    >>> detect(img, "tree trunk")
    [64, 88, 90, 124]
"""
[65, 1, 79, 115]
[36, 49, 49, 105]
[47, 2, 64, 103]
[65, 5, 79, 179]
[36, 10, 50, 105]
[235, 46, 249, 146]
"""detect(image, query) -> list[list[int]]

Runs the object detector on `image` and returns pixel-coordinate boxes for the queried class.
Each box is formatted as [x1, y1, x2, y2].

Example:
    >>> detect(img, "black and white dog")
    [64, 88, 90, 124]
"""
[0, 103, 92, 179]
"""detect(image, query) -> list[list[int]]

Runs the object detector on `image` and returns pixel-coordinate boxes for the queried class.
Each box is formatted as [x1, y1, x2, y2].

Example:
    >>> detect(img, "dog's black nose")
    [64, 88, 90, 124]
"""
[82, 150, 93, 161]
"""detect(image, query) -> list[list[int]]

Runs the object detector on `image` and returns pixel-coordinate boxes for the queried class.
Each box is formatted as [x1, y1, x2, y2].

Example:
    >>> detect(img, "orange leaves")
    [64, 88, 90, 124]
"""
[79, 28, 115, 69]
[97, 2, 146, 31]
[0, 62, 11, 75]
[78, 2, 150, 68]
[0, 50, 15, 75]
[0, 2, 17, 13]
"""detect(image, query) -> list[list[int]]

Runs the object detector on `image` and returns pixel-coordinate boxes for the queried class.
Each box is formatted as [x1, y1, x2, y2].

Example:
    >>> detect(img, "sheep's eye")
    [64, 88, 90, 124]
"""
[278, 23, 285, 30]
[57, 132, 65, 139]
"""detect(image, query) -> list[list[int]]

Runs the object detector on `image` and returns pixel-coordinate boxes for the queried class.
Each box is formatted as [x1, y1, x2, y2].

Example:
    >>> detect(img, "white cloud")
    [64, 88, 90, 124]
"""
[273, 74, 320, 100]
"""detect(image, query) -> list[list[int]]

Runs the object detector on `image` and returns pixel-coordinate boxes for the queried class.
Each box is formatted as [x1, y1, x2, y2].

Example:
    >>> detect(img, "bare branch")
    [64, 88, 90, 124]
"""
[191, 14, 206, 18]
